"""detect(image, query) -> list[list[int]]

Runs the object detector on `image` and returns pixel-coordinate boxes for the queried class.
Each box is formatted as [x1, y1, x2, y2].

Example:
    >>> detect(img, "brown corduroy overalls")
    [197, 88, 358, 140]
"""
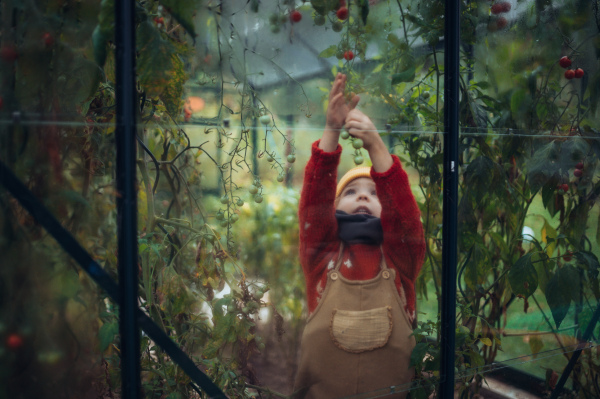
[294, 247, 416, 398]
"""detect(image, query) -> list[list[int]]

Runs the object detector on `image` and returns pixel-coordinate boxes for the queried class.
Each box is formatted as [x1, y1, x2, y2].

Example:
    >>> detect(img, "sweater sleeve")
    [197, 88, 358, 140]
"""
[371, 155, 425, 309]
[298, 140, 342, 282]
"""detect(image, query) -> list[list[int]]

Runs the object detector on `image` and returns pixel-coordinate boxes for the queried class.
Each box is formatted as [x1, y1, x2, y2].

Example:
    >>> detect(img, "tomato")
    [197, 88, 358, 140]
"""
[332, 21, 343, 32]
[220, 195, 230, 204]
[353, 155, 364, 165]
[340, 131, 350, 140]
[277, 174, 284, 182]
[236, 199, 244, 207]
[290, 10, 302, 23]
[496, 16, 508, 29]
[344, 50, 354, 60]
[254, 194, 263, 203]
[6, 333, 24, 350]
[561, 183, 569, 192]
[352, 138, 363, 149]
[287, 154, 296, 163]
[248, 185, 259, 195]
[574, 68, 584, 78]
[491, 2, 510, 14]
[337, 7, 349, 20]
[266, 155, 274, 162]
[564, 69, 575, 79]
[559, 56, 572, 68]
[259, 114, 271, 125]
[42, 33, 54, 47]
[575, 161, 584, 169]
[574, 169, 583, 178]
[0, 45, 18, 62]
[314, 15, 326, 26]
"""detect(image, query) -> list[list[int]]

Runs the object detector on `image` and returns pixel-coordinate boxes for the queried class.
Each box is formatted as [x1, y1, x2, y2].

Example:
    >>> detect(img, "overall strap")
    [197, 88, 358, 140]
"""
[333, 243, 345, 271]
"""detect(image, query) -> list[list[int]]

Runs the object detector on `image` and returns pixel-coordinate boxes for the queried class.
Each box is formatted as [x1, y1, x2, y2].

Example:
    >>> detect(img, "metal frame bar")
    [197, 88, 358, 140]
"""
[440, 0, 460, 396]
[115, 0, 141, 397]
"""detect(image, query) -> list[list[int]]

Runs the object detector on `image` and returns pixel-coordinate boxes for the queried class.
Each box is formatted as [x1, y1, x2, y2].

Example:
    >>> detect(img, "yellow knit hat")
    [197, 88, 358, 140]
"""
[335, 167, 372, 198]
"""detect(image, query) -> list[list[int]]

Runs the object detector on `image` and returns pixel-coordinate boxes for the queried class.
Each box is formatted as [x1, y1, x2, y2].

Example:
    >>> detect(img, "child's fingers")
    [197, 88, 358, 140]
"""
[349, 93, 360, 109]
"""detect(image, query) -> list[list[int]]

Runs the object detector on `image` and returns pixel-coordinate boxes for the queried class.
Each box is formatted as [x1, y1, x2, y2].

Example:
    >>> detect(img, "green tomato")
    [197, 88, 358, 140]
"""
[340, 131, 350, 140]
[220, 220, 229, 228]
[336, 50, 344, 60]
[352, 139, 364, 149]
[354, 155, 364, 165]
[216, 211, 225, 221]
[248, 185, 259, 195]
[280, 14, 288, 24]
[421, 91, 431, 99]
[287, 154, 296, 163]
[269, 13, 279, 24]
[254, 194, 263, 203]
[231, 214, 239, 222]
[332, 21, 343, 32]
[314, 15, 326, 26]
[270, 24, 280, 34]
[220, 195, 230, 204]
[236, 199, 244, 207]
[266, 155, 274, 162]
[277, 174, 285, 182]
[259, 114, 272, 125]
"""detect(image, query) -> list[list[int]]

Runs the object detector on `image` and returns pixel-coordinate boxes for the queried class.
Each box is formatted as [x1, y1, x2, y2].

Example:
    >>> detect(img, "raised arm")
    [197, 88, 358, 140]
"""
[344, 109, 425, 282]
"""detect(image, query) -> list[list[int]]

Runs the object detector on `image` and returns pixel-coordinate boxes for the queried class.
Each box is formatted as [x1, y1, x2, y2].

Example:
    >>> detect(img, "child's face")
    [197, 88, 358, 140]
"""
[336, 177, 382, 218]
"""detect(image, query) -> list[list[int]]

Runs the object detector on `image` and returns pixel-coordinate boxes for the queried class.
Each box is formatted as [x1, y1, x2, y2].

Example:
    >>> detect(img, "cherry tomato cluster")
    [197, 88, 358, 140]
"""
[154, 17, 165, 27]
[343, 50, 354, 60]
[5, 333, 24, 351]
[574, 161, 584, 178]
[559, 56, 584, 79]
[556, 183, 569, 195]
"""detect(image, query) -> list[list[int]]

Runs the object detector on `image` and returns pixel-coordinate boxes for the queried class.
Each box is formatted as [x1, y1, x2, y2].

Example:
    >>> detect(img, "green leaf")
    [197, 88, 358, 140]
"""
[528, 336, 544, 359]
[159, 0, 198, 40]
[545, 269, 572, 329]
[508, 253, 538, 298]
[510, 89, 527, 116]
[318, 45, 337, 58]
[575, 251, 600, 272]
[358, 0, 370, 25]
[410, 342, 429, 368]
[99, 321, 118, 352]
[560, 265, 581, 304]
[578, 307, 600, 336]
[92, 26, 108, 68]
[392, 66, 416, 85]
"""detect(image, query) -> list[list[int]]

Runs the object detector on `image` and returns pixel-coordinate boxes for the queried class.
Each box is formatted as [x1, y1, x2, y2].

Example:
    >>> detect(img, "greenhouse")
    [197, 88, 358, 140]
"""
[1, 0, 600, 398]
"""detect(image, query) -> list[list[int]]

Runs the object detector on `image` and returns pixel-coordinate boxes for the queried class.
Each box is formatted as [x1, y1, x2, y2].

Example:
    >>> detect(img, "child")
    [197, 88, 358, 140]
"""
[293, 73, 426, 398]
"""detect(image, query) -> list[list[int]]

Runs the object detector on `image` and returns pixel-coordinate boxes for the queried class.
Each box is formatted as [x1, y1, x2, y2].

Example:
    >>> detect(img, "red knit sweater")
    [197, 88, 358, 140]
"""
[299, 140, 426, 322]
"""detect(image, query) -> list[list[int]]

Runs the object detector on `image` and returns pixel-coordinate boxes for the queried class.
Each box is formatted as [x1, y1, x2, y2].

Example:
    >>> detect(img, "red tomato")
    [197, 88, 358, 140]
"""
[344, 50, 354, 60]
[6, 333, 24, 350]
[574, 68, 584, 78]
[574, 169, 583, 177]
[290, 10, 302, 23]
[564, 69, 575, 79]
[337, 7, 349, 20]
[575, 161, 584, 169]
[0, 45, 18, 62]
[496, 16, 508, 29]
[561, 183, 569, 192]
[559, 56, 572, 68]
[42, 33, 54, 47]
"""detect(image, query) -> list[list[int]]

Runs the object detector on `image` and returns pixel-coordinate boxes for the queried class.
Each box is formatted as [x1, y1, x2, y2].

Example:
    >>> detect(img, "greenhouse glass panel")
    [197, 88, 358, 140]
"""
[457, 0, 600, 397]
[0, 0, 121, 396]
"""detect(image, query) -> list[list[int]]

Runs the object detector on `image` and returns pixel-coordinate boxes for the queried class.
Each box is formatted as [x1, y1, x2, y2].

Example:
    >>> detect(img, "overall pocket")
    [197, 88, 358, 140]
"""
[330, 306, 393, 353]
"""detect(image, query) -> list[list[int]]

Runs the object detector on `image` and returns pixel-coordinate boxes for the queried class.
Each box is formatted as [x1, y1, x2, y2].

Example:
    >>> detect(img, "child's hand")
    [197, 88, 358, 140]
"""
[345, 109, 393, 172]
[344, 109, 380, 151]
[325, 73, 359, 132]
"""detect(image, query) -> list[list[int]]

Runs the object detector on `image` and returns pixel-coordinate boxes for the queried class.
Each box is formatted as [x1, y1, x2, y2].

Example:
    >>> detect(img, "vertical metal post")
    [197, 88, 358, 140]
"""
[115, 0, 141, 398]
[440, 0, 460, 397]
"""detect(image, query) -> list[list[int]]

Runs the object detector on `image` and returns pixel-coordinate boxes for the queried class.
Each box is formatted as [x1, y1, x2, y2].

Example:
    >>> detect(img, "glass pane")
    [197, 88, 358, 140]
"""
[0, 0, 119, 396]
[458, 0, 600, 397]
[136, 0, 442, 397]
